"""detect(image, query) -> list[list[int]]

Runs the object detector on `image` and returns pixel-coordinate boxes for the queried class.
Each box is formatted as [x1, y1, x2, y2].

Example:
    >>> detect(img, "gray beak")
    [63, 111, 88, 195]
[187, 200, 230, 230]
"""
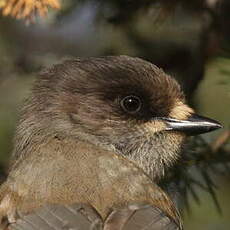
[159, 114, 223, 136]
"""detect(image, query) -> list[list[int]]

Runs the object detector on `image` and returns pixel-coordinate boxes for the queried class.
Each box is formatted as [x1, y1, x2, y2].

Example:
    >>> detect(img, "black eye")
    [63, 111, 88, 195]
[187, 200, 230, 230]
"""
[120, 95, 142, 114]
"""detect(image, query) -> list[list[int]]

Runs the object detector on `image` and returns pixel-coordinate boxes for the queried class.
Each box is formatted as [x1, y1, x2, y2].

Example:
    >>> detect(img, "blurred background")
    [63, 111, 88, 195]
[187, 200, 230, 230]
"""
[0, 0, 229, 229]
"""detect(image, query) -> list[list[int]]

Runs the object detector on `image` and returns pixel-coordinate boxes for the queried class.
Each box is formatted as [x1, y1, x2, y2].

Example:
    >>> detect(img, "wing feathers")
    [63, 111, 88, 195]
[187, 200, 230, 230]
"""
[8, 203, 180, 230]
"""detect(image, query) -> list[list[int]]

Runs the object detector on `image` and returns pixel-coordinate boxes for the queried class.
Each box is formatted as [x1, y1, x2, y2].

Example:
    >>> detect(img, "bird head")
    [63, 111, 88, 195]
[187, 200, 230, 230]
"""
[16, 56, 222, 181]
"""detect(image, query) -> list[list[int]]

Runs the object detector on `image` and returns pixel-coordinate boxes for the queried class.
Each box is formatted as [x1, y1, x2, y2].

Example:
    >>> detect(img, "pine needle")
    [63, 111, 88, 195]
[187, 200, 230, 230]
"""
[0, 0, 61, 22]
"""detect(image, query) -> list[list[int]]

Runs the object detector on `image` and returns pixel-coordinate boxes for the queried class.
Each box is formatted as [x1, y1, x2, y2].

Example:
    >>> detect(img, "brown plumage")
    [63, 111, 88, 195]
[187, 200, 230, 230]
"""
[0, 56, 221, 230]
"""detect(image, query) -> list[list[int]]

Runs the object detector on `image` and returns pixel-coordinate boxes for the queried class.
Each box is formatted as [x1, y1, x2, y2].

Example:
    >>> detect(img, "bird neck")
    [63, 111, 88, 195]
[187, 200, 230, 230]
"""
[111, 132, 185, 182]
[11, 113, 185, 184]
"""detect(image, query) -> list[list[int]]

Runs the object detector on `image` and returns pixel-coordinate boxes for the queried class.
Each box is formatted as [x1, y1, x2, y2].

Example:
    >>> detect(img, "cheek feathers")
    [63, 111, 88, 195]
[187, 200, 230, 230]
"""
[169, 100, 194, 120]
[141, 120, 167, 134]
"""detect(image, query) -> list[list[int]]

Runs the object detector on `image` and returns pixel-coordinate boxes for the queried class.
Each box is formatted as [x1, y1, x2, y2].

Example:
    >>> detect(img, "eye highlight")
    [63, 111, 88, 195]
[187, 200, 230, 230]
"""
[120, 95, 142, 114]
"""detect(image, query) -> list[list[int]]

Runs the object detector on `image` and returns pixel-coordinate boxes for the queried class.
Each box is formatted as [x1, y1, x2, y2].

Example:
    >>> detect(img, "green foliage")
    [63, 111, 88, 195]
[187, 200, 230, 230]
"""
[161, 133, 230, 213]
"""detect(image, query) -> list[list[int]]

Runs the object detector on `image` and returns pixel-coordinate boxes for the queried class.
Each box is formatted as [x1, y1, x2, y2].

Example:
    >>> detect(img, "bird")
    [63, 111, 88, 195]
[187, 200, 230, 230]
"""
[0, 56, 222, 230]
